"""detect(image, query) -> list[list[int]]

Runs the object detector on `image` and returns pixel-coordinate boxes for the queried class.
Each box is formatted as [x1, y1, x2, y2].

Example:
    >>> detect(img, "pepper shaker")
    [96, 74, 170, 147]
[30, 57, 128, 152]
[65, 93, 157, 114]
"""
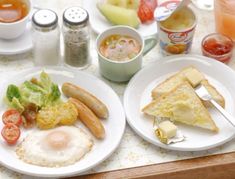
[32, 9, 60, 66]
[62, 7, 90, 69]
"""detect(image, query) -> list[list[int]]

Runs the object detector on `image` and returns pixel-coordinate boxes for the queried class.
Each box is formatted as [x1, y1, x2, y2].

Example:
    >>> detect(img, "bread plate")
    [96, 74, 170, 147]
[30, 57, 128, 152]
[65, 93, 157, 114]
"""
[0, 66, 126, 177]
[83, 0, 158, 37]
[124, 54, 235, 151]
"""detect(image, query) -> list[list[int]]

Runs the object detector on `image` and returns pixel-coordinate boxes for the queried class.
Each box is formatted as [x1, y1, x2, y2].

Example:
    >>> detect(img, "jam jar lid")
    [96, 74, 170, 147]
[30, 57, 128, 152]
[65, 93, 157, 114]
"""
[32, 9, 58, 30]
[63, 6, 89, 27]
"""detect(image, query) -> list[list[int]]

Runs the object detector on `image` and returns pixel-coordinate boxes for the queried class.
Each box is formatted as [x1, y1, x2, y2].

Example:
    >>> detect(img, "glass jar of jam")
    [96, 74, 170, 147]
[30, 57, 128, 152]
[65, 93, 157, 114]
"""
[201, 33, 233, 63]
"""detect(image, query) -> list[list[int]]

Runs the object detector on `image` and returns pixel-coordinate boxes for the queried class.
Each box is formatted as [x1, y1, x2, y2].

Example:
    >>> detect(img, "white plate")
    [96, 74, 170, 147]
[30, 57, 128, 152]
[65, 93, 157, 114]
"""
[0, 67, 126, 177]
[124, 55, 235, 151]
[83, 0, 158, 37]
[0, 22, 32, 55]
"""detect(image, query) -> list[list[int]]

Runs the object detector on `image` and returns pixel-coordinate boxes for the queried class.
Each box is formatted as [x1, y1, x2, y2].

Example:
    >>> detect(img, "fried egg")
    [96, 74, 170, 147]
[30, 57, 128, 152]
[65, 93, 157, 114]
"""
[15, 126, 93, 167]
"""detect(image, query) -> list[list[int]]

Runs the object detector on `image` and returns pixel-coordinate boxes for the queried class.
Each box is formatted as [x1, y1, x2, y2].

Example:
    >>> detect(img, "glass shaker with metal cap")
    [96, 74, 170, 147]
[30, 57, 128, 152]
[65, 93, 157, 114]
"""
[62, 7, 90, 68]
[32, 9, 60, 66]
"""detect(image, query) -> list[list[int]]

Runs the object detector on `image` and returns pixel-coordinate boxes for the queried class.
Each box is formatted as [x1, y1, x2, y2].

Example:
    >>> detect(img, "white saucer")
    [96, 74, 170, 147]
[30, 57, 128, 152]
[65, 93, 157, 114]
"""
[0, 22, 32, 55]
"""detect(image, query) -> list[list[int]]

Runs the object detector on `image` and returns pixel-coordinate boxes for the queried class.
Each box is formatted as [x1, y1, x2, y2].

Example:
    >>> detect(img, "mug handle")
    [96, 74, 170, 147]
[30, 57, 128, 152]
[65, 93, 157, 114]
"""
[143, 36, 158, 56]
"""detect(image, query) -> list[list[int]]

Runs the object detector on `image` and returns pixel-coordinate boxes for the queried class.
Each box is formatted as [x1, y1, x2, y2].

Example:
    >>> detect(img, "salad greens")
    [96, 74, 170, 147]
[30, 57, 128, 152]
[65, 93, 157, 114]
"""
[6, 72, 61, 112]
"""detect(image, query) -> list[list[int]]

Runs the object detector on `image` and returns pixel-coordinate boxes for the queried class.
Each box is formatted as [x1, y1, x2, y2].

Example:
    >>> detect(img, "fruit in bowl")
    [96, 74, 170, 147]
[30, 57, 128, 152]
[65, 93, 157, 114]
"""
[107, 0, 139, 9]
[97, 0, 157, 28]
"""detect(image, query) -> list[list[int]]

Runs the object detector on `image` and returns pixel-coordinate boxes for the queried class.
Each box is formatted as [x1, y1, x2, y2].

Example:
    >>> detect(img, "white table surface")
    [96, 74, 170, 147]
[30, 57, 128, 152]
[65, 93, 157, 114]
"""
[1, 0, 235, 178]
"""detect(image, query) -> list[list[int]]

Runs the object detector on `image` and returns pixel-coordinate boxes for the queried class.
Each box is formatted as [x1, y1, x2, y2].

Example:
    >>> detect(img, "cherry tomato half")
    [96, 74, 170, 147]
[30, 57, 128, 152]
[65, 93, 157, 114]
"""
[2, 109, 22, 126]
[1, 123, 20, 145]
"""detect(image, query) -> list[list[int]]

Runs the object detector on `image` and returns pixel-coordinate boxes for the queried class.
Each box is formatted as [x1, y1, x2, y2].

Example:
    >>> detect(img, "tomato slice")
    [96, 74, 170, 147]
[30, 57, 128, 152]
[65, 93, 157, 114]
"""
[1, 123, 20, 145]
[2, 109, 22, 126]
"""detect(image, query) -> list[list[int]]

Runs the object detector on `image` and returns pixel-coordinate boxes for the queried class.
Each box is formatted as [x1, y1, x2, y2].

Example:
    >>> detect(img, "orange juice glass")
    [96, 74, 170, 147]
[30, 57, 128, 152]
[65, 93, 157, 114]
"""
[214, 0, 235, 41]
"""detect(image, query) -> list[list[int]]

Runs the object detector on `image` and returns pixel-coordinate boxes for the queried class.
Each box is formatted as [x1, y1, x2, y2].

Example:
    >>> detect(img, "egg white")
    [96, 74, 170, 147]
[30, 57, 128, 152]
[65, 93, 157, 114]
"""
[15, 126, 93, 167]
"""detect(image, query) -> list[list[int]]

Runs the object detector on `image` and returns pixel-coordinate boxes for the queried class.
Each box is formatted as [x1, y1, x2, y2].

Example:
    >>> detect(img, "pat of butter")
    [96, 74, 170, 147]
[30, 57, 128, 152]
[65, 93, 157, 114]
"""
[158, 121, 177, 139]
[172, 101, 195, 124]
[184, 69, 205, 87]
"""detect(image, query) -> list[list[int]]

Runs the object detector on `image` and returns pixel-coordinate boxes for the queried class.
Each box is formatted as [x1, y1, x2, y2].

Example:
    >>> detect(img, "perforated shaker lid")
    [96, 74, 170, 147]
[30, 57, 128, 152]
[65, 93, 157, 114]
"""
[63, 6, 89, 26]
[32, 9, 58, 29]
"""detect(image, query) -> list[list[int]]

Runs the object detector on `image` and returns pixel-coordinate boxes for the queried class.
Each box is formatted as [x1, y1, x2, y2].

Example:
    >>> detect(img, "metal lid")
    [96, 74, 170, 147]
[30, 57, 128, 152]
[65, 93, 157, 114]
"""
[63, 7, 89, 26]
[32, 9, 58, 29]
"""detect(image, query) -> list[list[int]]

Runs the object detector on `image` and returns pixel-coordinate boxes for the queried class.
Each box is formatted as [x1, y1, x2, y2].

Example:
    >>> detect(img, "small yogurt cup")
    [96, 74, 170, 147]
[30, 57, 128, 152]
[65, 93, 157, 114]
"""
[155, 1, 197, 55]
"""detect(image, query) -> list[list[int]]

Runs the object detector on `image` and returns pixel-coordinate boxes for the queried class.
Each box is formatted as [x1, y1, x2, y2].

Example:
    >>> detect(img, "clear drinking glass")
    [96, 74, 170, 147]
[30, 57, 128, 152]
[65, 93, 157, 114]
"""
[214, 0, 235, 41]
[191, 0, 214, 10]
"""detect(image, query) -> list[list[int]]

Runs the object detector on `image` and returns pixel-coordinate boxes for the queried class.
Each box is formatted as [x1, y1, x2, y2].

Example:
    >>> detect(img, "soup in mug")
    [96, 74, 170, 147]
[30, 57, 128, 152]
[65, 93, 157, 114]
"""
[0, 0, 29, 23]
[99, 35, 141, 62]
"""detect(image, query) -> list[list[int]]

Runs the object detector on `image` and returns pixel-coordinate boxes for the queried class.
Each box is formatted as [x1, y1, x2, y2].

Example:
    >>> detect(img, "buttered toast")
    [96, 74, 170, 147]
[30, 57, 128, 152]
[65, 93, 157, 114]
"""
[151, 66, 225, 108]
[143, 82, 218, 132]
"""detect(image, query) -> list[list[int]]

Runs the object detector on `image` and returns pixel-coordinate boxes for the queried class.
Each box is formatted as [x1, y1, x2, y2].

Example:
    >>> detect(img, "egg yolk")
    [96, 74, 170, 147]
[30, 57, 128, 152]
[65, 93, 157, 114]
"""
[45, 131, 70, 150]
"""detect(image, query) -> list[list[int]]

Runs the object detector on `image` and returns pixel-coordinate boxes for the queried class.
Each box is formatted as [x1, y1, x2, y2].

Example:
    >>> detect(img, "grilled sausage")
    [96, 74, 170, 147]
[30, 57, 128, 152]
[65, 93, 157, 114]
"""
[62, 82, 109, 119]
[69, 98, 105, 139]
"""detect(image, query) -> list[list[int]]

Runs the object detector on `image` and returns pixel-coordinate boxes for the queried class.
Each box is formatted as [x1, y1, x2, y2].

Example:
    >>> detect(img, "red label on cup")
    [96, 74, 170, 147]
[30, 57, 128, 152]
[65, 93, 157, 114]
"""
[168, 32, 187, 42]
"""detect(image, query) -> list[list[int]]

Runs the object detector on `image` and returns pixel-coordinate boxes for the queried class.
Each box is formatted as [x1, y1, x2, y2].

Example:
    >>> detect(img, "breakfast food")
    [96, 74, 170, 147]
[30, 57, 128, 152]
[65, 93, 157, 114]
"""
[2, 109, 22, 126]
[97, 3, 140, 28]
[15, 126, 93, 167]
[1, 71, 107, 156]
[151, 66, 225, 108]
[156, 120, 178, 144]
[156, 3, 196, 55]
[62, 82, 109, 119]
[0, 0, 29, 23]
[36, 101, 78, 129]
[107, 0, 139, 9]
[138, 0, 157, 23]
[69, 98, 105, 139]
[1, 123, 20, 145]
[143, 82, 219, 132]
[99, 34, 141, 61]
[201, 33, 234, 63]
[97, 0, 157, 28]
[160, 7, 195, 31]
[5, 72, 61, 114]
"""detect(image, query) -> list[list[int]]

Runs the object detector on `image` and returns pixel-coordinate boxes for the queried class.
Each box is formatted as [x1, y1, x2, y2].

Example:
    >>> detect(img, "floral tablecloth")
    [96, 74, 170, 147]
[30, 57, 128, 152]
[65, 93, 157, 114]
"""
[1, 0, 235, 178]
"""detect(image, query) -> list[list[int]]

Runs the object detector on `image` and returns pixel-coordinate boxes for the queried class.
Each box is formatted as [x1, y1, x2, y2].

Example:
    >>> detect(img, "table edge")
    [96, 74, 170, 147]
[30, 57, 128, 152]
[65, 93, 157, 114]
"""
[73, 152, 235, 179]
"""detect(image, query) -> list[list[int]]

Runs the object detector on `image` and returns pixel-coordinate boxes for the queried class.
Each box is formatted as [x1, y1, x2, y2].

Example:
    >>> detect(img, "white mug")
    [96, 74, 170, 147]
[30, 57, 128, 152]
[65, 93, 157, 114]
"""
[96, 26, 157, 82]
[0, 0, 31, 39]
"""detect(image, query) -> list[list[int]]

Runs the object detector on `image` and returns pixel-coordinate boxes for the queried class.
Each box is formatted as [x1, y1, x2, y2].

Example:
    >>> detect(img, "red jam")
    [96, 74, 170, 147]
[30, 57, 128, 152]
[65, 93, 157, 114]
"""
[201, 33, 234, 63]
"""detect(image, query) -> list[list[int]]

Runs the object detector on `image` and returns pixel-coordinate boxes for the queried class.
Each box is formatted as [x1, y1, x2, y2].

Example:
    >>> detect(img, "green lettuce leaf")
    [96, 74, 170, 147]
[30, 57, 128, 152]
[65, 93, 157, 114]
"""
[6, 84, 21, 102]
[4, 72, 61, 111]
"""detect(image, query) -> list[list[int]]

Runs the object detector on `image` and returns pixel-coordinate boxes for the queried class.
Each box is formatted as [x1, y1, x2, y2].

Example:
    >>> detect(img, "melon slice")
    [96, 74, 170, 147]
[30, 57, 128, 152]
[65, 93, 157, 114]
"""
[107, 0, 127, 8]
[97, 3, 140, 28]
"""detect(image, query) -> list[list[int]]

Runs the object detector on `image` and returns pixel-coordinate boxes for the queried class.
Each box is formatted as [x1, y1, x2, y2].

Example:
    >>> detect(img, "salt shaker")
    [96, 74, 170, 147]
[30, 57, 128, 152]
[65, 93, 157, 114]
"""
[32, 9, 60, 66]
[62, 7, 90, 69]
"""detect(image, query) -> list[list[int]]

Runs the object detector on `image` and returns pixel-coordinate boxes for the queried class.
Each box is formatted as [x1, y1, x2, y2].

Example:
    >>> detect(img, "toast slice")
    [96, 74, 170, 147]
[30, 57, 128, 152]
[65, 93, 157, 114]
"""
[143, 82, 218, 132]
[151, 66, 225, 108]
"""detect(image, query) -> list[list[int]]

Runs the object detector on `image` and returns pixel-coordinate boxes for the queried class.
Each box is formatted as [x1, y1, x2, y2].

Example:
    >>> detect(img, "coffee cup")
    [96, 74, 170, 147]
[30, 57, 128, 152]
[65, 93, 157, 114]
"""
[96, 26, 157, 82]
[0, 0, 31, 39]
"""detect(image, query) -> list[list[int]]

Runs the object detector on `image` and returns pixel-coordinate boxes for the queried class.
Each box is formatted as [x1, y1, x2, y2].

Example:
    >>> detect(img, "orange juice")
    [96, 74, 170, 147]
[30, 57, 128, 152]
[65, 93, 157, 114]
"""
[214, 0, 235, 41]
